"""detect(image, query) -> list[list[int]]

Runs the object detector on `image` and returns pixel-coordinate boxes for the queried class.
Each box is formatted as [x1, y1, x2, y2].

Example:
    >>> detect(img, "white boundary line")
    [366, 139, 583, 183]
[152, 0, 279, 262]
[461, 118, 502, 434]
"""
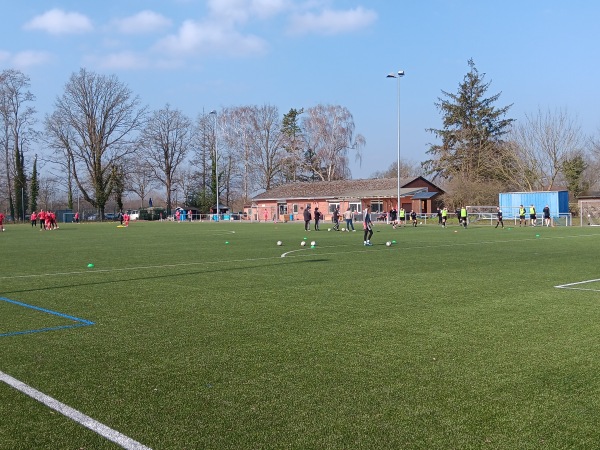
[0, 370, 152, 449]
[1, 231, 598, 280]
[555, 278, 600, 292]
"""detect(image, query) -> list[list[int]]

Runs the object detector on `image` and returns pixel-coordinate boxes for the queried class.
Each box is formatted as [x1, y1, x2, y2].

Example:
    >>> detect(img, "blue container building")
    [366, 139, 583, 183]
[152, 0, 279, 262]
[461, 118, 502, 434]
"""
[499, 191, 569, 219]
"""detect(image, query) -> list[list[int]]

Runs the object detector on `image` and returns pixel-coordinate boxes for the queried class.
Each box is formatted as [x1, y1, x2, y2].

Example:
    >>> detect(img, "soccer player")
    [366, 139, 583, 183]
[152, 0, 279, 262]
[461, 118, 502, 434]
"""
[0, 212, 5, 232]
[543, 205, 551, 227]
[344, 207, 355, 231]
[529, 205, 537, 227]
[363, 205, 373, 246]
[410, 210, 417, 227]
[495, 207, 504, 228]
[519, 205, 526, 227]
[314, 207, 321, 231]
[460, 206, 468, 228]
[441, 207, 448, 227]
[38, 209, 45, 230]
[303, 206, 311, 231]
[332, 207, 340, 231]
[399, 207, 406, 227]
[31, 211, 37, 227]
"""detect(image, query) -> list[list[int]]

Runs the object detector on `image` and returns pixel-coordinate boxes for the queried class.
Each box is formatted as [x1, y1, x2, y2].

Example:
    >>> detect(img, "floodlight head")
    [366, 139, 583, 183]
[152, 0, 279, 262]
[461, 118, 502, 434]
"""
[398, 70, 405, 77]
[386, 73, 396, 78]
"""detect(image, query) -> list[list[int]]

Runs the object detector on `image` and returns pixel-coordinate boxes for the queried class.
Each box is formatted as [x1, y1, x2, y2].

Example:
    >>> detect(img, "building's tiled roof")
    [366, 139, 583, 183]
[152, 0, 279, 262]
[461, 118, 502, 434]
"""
[252, 178, 424, 201]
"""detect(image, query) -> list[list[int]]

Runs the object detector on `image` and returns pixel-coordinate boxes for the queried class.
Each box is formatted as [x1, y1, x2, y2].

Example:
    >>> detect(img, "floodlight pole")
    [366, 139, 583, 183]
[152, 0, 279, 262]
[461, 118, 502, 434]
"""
[387, 70, 404, 215]
[210, 110, 219, 222]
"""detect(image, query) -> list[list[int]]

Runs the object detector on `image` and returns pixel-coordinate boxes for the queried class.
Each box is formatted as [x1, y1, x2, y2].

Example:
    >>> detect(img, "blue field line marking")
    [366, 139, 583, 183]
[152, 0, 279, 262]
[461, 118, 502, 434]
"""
[0, 297, 95, 337]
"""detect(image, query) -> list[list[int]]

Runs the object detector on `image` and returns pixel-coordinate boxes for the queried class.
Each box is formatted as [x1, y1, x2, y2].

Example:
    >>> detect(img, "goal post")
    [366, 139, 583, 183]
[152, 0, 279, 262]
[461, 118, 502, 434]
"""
[579, 200, 600, 226]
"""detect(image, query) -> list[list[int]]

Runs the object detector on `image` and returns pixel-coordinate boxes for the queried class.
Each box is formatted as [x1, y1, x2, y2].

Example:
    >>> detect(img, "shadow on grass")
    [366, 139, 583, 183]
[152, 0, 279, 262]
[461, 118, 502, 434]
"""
[0, 258, 330, 296]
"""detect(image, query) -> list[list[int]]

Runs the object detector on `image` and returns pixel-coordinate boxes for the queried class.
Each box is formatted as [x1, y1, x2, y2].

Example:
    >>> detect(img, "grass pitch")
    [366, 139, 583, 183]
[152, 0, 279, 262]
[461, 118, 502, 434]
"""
[1, 220, 600, 449]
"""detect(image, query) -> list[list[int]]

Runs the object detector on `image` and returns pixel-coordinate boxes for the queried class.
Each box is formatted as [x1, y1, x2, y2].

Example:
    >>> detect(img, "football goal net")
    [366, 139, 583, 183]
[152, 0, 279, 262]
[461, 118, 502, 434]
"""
[579, 200, 600, 226]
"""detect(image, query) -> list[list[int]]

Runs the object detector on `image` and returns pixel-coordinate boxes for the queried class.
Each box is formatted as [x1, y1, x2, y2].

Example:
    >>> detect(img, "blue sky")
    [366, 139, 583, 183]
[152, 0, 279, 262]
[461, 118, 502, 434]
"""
[2, 0, 599, 179]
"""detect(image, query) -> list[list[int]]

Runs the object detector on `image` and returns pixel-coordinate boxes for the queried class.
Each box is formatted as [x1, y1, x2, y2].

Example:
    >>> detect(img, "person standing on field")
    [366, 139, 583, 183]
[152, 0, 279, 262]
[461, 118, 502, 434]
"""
[38, 209, 45, 230]
[441, 207, 448, 227]
[495, 207, 504, 228]
[0, 212, 5, 232]
[332, 207, 340, 231]
[460, 206, 468, 228]
[363, 205, 373, 246]
[344, 207, 355, 231]
[519, 205, 526, 227]
[303, 206, 311, 231]
[529, 204, 537, 227]
[314, 207, 321, 231]
[399, 207, 406, 227]
[543, 205, 551, 227]
[31, 211, 37, 227]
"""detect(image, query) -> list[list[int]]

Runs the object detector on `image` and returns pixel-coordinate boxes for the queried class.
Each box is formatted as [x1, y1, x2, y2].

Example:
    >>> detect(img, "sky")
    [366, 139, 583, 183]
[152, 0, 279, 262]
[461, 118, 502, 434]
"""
[2, 0, 600, 179]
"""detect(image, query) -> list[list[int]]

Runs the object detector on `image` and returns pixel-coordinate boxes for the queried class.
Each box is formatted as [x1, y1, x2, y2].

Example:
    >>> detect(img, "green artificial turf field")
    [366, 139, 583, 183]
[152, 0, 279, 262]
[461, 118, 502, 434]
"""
[1, 220, 600, 449]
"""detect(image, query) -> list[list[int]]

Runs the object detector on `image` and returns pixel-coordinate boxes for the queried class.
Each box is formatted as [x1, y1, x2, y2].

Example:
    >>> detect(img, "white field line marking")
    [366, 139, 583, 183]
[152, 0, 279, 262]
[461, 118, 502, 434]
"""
[280, 232, 600, 258]
[1, 232, 597, 280]
[0, 370, 151, 450]
[555, 278, 600, 292]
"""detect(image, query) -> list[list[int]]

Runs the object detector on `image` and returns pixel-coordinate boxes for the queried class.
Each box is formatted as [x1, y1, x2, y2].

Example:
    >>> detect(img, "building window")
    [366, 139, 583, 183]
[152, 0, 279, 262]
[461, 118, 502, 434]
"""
[370, 200, 383, 213]
[292, 204, 298, 214]
[349, 202, 361, 213]
[328, 202, 340, 213]
[278, 204, 288, 215]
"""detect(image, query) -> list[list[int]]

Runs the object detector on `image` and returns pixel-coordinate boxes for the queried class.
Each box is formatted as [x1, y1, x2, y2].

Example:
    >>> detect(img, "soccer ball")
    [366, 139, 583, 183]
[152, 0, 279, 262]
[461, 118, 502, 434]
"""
[341, 227, 345, 231]
[300, 241, 306, 246]
[419, 222, 423, 225]
[327, 228, 331, 231]
[310, 241, 316, 246]
[386, 241, 392, 247]
[277, 241, 282, 246]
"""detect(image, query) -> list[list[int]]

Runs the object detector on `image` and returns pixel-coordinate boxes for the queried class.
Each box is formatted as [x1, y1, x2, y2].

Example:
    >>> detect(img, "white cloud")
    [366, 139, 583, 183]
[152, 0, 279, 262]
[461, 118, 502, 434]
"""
[207, 0, 289, 24]
[24, 9, 93, 35]
[113, 10, 172, 34]
[288, 7, 377, 35]
[91, 51, 150, 70]
[154, 19, 268, 57]
[11, 51, 53, 69]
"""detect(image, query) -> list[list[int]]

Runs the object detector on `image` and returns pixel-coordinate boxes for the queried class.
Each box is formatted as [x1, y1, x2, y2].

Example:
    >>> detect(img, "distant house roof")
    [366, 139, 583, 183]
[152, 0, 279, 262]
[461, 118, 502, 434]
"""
[578, 191, 600, 199]
[412, 191, 439, 200]
[252, 177, 442, 202]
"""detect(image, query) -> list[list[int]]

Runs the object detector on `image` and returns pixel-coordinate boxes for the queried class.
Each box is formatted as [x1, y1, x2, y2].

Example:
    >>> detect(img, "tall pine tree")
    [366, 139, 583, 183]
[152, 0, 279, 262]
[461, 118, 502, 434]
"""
[424, 59, 514, 182]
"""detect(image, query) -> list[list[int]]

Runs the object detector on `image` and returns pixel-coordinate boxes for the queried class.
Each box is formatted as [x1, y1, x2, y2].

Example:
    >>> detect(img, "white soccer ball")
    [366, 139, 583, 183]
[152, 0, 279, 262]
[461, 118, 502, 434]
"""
[327, 228, 331, 231]
[300, 241, 306, 246]
[386, 241, 391, 247]
[419, 222, 423, 225]
[310, 241, 316, 246]
[277, 241, 282, 246]
[341, 227, 345, 231]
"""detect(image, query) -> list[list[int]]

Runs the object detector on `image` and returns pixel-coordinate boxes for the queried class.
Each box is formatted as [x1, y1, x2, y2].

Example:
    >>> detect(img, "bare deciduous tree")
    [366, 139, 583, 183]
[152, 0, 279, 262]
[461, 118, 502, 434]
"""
[509, 108, 585, 190]
[245, 104, 285, 191]
[127, 159, 158, 208]
[0, 69, 37, 220]
[139, 104, 193, 215]
[302, 104, 365, 181]
[370, 160, 424, 179]
[44, 68, 146, 219]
